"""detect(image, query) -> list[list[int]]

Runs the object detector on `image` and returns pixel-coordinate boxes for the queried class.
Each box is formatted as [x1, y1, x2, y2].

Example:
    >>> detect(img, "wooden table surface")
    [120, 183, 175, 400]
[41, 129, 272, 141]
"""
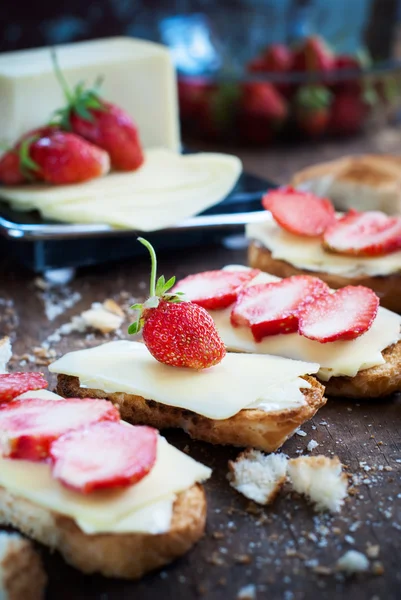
[0, 135, 401, 600]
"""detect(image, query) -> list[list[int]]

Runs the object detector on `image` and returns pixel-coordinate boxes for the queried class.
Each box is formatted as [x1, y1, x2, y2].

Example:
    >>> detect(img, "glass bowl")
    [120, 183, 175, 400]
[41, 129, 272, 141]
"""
[157, 1, 401, 146]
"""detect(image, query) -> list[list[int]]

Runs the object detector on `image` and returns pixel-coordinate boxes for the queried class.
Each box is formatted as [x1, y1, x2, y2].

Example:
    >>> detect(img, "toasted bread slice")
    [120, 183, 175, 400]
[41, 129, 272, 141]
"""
[248, 240, 401, 314]
[56, 375, 326, 452]
[290, 154, 401, 214]
[0, 532, 47, 600]
[0, 484, 206, 580]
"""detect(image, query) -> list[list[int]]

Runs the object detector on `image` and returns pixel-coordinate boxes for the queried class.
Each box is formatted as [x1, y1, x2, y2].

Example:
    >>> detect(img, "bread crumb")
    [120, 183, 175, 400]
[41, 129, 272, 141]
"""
[307, 440, 319, 452]
[237, 584, 256, 600]
[228, 449, 287, 505]
[0, 532, 47, 599]
[60, 299, 124, 335]
[336, 550, 369, 574]
[366, 544, 380, 559]
[288, 455, 348, 513]
[372, 561, 384, 575]
[0, 337, 12, 373]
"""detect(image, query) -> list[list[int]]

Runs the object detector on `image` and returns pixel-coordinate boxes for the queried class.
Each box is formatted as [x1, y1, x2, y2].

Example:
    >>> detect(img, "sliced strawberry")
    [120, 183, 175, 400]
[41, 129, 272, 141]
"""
[323, 210, 401, 257]
[0, 373, 48, 404]
[50, 422, 158, 493]
[0, 398, 119, 461]
[173, 269, 260, 310]
[262, 188, 336, 237]
[230, 276, 330, 341]
[298, 286, 379, 343]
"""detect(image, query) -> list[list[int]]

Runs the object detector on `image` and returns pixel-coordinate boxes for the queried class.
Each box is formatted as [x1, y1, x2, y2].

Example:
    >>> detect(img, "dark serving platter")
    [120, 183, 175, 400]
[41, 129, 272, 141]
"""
[0, 172, 274, 272]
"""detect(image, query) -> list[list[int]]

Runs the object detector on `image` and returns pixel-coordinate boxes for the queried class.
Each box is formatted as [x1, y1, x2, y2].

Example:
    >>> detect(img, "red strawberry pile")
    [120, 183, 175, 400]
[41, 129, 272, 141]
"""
[174, 268, 380, 344]
[178, 35, 391, 145]
[0, 372, 158, 494]
[263, 187, 401, 257]
[0, 51, 144, 186]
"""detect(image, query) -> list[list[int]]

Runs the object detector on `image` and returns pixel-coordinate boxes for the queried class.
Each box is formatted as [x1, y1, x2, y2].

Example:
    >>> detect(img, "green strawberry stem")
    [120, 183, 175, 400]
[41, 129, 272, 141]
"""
[138, 237, 157, 297]
[19, 135, 41, 180]
[50, 48, 73, 104]
[127, 238, 186, 336]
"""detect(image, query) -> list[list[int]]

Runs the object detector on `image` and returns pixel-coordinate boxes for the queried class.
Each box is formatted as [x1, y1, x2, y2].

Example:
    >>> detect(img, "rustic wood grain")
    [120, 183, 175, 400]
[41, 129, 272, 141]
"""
[0, 240, 400, 600]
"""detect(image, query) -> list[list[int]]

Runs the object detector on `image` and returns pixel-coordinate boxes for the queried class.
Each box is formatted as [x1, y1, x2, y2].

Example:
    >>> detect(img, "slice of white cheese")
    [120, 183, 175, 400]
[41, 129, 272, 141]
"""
[0, 37, 179, 151]
[214, 266, 401, 380]
[0, 150, 242, 232]
[0, 436, 211, 533]
[246, 218, 401, 277]
[49, 341, 319, 419]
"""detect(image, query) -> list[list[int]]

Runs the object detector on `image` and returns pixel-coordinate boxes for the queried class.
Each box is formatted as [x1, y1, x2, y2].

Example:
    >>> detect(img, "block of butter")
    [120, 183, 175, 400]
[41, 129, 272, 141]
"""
[0, 36, 180, 151]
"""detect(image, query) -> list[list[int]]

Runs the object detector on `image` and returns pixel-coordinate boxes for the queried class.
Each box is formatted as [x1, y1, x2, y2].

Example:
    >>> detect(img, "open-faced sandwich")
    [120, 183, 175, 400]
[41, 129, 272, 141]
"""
[246, 187, 401, 313]
[0, 360, 211, 580]
[290, 154, 401, 215]
[52, 240, 326, 451]
[171, 265, 401, 399]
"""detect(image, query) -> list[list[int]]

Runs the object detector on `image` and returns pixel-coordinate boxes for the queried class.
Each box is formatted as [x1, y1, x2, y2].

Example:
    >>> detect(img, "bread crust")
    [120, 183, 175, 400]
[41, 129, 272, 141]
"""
[248, 241, 401, 314]
[0, 484, 206, 580]
[248, 240, 401, 398]
[56, 375, 326, 452]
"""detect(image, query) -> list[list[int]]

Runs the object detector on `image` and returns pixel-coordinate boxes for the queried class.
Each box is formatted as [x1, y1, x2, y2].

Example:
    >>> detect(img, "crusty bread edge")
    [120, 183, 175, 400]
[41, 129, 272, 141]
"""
[0, 484, 206, 580]
[56, 375, 326, 452]
[248, 240, 401, 315]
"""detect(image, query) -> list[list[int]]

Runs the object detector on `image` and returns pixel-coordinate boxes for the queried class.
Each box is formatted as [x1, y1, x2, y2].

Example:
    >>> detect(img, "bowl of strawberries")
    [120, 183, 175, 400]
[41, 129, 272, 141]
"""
[168, 4, 401, 147]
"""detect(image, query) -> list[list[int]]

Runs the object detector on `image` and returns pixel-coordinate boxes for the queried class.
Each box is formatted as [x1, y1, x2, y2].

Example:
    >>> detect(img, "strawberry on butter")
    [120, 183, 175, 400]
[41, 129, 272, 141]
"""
[262, 187, 336, 237]
[50, 422, 158, 493]
[128, 238, 226, 369]
[298, 286, 379, 343]
[230, 275, 330, 341]
[173, 269, 260, 310]
[323, 210, 401, 257]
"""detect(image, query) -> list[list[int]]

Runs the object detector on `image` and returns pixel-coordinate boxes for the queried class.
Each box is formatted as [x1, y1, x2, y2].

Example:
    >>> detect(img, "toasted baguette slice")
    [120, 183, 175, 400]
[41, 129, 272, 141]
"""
[248, 240, 401, 314]
[290, 154, 401, 215]
[0, 484, 206, 580]
[0, 532, 47, 600]
[56, 375, 326, 452]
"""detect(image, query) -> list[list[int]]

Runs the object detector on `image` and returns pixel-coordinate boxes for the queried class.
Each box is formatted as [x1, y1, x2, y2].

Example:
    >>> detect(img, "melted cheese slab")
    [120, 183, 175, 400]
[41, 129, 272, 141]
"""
[215, 266, 401, 380]
[0, 150, 242, 232]
[246, 218, 401, 277]
[0, 436, 210, 534]
[49, 341, 319, 419]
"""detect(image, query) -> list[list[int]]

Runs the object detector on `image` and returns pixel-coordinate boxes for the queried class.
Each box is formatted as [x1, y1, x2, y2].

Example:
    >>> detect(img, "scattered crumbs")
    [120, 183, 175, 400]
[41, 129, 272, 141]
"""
[212, 531, 225, 540]
[319, 421, 328, 426]
[236, 584, 256, 600]
[207, 552, 225, 566]
[39, 285, 82, 322]
[227, 521, 236, 530]
[344, 535, 355, 544]
[304, 558, 319, 568]
[372, 561, 384, 576]
[283, 591, 294, 600]
[349, 521, 362, 533]
[366, 544, 380, 559]
[336, 550, 369, 574]
[234, 554, 253, 565]
[312, 565, 333, 576]
[311, 425, 317, 430]
[178, 575, 186, 584]
[307, 439, 319, 452]
[347, 407, 352, 412]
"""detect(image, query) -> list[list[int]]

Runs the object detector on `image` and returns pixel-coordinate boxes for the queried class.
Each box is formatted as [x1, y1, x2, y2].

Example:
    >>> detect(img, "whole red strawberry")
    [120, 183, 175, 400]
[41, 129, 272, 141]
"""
[238, 82, 288, 144]
[22, 131, 110, 185]
[292, 36, 335, 73]
[51, 50, 144, 172]
[128, 238, 226, 369]
[0, 125, 60, 185]
[329, 91, 368, 135]
[295, 85, 333, 137]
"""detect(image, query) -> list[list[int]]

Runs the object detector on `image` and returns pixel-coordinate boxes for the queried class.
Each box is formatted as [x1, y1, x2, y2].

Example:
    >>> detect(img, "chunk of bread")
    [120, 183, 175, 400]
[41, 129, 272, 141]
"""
[56, 375, 326, 452]
[290, 154, 401, 214]
[0, 338, 12, 374]
[0, 484, 206, 580]
[248, 240, 401, 314]
[228, 449, 287, 504]
[288, 455, 348, 513]
[0, 531, 47, 600]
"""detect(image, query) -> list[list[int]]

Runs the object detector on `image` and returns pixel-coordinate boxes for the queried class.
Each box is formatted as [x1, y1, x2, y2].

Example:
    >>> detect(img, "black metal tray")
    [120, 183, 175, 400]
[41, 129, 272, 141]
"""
[0, 172, 274, 272]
